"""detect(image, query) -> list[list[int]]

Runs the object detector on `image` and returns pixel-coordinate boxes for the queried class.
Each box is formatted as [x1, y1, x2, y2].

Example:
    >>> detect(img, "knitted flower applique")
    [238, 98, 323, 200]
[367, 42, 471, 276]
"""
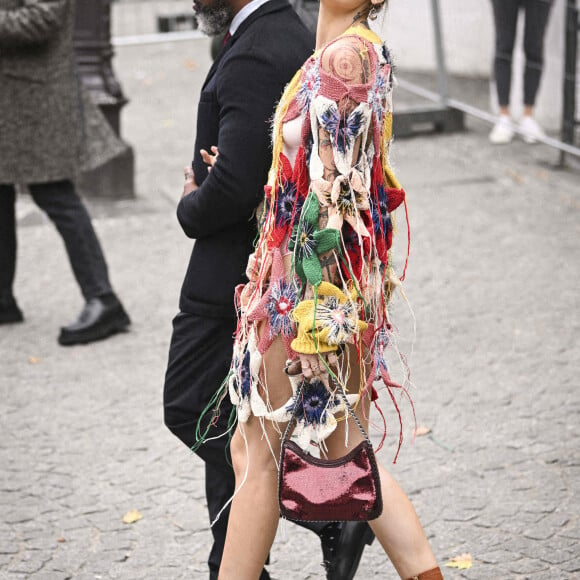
[290, 379, 339, 425]
[311, 168, 371, 240]
[368, 64, 391, 125]
[369, 182, 392, 240]
[291, 281, 368, 355]
[318, 103, 366, 156]
[229, 349, 252, 422]
[297, 58, 320, 114]
[285, 378, 359, 449]
[247, 248, 297, 359]
[288, 192, 341, 288]
[275, 179, 301, 228]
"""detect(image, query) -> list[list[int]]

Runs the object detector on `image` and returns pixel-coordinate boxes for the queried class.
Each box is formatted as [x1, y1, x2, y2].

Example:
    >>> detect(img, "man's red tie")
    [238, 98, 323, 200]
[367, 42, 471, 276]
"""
[222, 31, 231, 47]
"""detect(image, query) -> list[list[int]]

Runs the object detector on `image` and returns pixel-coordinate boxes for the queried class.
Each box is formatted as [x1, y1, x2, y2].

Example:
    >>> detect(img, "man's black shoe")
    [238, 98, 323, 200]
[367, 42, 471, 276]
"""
[58, 295, 130, 346]
[0, 294, 24, 325]
[320, 521, 375, 580]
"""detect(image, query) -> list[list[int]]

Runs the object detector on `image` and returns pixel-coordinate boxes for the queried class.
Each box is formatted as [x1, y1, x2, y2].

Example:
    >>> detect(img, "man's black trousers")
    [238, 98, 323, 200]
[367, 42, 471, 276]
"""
[0, 180, 112, 300]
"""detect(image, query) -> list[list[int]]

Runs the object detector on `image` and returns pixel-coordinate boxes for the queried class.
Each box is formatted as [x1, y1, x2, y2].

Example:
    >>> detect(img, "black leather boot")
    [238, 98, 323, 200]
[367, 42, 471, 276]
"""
[58, 294, 130, 346]
[320, 521, 375, 580]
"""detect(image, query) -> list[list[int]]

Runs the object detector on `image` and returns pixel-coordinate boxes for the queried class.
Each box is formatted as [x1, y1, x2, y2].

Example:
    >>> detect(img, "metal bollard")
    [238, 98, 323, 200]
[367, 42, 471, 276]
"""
[560, 0, 579, 165]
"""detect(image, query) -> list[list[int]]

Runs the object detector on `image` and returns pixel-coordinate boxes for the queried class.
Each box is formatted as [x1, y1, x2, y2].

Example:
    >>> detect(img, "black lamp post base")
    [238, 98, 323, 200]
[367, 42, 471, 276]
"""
[78, 146, 135, 200]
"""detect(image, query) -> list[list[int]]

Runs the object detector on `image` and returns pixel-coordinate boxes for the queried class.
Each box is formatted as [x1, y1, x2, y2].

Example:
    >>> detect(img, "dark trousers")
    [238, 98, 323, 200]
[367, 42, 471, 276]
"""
[163, 312, 247, 580]
[164, 312, 325, 579]
[491, 0, 553, 107]
[0, 180, 112, 300]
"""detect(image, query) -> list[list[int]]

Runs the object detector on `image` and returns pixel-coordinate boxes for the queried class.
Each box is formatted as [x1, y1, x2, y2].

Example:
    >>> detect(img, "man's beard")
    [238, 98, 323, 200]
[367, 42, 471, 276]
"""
[193, 0, 234, 36]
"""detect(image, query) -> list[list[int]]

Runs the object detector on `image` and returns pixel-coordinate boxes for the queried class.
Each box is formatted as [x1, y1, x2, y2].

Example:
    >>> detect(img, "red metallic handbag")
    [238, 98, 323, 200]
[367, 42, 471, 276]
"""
[278, 380, 383, 522]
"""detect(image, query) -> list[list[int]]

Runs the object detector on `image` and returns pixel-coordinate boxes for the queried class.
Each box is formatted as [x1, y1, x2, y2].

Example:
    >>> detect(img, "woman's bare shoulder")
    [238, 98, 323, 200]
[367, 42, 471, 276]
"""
[319, 34, 373, 85]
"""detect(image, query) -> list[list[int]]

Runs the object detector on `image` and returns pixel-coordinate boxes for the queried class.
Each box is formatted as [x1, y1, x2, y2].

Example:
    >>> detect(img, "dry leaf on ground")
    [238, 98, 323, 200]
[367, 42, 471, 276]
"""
[122, 509, 143, 524]
[28, 356, 40, 364]
[445, 553, 473, 570]
[414, 425, 431, 437]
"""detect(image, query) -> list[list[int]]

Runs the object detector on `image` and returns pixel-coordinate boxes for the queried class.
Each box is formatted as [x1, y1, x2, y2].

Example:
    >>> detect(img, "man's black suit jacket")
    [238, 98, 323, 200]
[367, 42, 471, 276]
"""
[177, 0, 314, 319]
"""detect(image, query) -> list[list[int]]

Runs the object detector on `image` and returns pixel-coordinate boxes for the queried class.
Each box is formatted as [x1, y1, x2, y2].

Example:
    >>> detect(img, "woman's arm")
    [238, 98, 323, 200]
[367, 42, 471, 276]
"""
[294, 35, 375, 378]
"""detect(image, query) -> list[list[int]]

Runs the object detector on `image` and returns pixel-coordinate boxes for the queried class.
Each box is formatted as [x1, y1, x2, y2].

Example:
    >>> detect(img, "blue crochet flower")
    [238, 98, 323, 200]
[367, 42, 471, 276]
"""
[275, 180, 302, 228]
[370, 183, 392, 238]
[288, 380, 339, 426]
[234, 350, 251, 399]
[319, 106, 365, 155]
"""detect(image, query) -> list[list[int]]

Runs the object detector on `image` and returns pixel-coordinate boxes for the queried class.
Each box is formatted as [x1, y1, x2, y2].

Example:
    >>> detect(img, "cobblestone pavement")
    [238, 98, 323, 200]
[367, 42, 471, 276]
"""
[1, 38, 579, 579]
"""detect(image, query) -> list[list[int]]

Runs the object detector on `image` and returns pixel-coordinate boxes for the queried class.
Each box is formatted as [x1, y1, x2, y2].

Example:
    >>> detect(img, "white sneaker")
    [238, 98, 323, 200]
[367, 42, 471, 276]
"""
[489, 115, 514, 144]
[519, 116, 545, 144]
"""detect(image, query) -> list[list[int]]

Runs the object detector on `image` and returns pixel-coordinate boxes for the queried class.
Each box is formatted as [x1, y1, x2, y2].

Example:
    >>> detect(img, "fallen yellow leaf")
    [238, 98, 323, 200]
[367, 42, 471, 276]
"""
[507, 169, 524, 184]
[414, 425, 431, 437]
[122, 509, 143, 524]
[28, 356, 40, 364]
[445, 553, 473, 570]
[184, 58, 198, 71]
[56, 537, 66, 543]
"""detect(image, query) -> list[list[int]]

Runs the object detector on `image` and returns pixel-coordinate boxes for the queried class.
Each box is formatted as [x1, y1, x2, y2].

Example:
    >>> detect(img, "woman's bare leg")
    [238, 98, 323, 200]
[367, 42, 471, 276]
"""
[323, 354, 438, 579]
[220, 337, 437, 579]
[218, 418, 282, 579]
[370, 466, 437, 578]
[219, 337, 290, 579]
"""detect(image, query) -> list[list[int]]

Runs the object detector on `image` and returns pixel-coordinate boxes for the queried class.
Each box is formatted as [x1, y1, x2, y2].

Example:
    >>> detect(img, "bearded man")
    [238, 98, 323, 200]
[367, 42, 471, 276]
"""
[162, 0, 374, 578]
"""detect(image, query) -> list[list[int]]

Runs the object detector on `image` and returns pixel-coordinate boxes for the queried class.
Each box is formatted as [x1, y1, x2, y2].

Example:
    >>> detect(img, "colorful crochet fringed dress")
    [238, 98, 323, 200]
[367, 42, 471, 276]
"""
[201, 25, 414, 466]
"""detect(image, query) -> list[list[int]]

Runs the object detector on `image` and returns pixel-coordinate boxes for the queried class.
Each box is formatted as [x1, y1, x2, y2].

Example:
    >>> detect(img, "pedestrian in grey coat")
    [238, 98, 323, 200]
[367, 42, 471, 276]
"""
[0, 0, 131, 345]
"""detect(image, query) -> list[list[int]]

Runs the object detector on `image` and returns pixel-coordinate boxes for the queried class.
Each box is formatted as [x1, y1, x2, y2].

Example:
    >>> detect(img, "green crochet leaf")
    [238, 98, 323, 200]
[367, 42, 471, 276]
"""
[315, 228, 340, 254]
[303, 254, 322, 287]
[290, 193, 341, 288]
[295, 259, 306, 284]
[302, 192, 319, 227]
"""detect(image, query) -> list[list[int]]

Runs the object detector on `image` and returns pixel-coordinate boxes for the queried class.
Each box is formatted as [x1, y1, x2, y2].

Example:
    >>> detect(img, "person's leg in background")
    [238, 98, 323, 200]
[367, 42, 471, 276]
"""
[29, 180, 130, 344]
[490, 0, 521, 144]
[519, 0, 554, 142]
[0, 184, 24, 323]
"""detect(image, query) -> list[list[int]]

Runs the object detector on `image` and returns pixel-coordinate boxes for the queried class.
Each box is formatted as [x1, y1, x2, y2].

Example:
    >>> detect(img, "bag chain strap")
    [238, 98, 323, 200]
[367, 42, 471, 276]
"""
[281, 376, 372, 447]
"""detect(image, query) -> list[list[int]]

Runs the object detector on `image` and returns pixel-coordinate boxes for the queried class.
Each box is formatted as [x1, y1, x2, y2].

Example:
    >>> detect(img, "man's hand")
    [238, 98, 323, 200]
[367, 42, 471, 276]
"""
[200, 146, 219, 172]
[182, 165, 198, 197]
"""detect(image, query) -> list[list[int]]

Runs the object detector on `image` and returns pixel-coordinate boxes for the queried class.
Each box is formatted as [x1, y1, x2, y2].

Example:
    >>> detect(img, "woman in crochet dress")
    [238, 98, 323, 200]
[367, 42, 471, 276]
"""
[210, 0, 443, 577]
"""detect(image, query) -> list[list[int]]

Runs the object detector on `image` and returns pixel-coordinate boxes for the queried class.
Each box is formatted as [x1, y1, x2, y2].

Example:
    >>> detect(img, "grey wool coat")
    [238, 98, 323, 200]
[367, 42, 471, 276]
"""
[0, 0, 126, 185]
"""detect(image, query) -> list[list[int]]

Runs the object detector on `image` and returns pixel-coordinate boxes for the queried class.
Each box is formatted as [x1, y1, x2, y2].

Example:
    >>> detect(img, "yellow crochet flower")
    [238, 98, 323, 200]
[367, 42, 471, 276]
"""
[291, 282, 368, 355]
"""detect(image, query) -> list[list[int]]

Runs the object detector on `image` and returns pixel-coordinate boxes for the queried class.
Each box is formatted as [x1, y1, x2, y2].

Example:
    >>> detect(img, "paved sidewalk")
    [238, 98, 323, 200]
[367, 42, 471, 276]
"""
[1, 38, 579, 579]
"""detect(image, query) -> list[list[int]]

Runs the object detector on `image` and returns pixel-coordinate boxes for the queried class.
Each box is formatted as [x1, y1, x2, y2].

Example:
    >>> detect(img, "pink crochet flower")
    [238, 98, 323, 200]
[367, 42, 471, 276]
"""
[247, 248, 297, 359]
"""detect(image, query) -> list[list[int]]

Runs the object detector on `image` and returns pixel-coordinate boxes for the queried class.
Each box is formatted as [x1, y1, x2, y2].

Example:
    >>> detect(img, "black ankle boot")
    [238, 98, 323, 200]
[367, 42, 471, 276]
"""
[319, 521, 375, 580]
[0, 292, 24, 324]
